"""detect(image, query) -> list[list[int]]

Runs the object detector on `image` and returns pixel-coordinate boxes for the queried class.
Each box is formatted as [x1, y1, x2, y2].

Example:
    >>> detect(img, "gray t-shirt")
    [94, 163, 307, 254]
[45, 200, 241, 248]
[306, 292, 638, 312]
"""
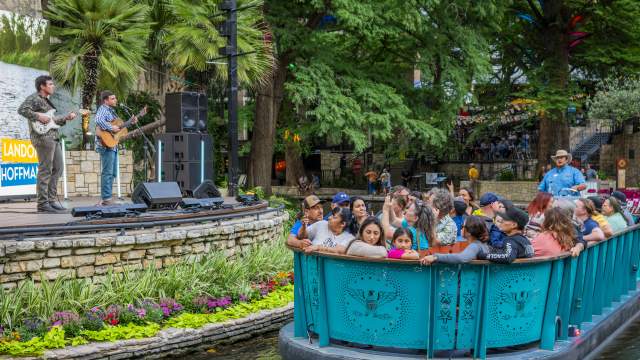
[346, 240, 387, 258]
[307, 220, 354, 248]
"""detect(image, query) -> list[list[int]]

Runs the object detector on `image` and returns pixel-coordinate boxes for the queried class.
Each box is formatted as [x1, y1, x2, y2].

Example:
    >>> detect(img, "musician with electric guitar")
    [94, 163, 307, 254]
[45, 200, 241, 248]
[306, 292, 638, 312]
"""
[17, 75, 81, 213]
[95, 90, 146, 206]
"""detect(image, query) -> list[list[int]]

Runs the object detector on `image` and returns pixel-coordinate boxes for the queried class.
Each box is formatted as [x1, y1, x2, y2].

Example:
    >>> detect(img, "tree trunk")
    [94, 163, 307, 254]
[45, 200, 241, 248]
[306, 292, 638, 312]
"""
[537, 1, 571, 166]
[248, 57, 288, 195]
[285, 141, 305, 187]
[81, 48, 100, 149]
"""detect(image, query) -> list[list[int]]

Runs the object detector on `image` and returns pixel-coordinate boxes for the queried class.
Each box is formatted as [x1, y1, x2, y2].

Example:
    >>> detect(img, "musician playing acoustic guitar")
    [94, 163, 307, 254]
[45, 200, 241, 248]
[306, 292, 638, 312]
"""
[95, 90, 142, 206]
[17, 75, 77, 213]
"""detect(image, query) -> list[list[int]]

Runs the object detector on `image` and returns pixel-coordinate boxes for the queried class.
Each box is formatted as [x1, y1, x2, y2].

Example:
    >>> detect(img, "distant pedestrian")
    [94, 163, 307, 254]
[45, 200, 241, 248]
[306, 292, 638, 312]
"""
[586, 164, 598, 181]
[380, 168, 391, 195]
[364, 169, 378, 195]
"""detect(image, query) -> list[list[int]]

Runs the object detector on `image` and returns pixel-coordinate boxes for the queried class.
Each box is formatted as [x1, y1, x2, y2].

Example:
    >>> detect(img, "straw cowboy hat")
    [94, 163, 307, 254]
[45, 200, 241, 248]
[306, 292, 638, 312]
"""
[551, 149, 572, 162]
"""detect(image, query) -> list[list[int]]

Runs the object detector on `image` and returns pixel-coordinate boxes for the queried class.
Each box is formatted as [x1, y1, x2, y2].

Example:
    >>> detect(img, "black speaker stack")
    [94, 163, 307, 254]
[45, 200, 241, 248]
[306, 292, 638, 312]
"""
[158, 92, 214, 194]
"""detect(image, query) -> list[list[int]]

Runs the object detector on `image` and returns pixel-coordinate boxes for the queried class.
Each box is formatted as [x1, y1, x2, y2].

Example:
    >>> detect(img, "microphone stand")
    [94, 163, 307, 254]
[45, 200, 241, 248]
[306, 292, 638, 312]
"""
[121, 104, 156, 182]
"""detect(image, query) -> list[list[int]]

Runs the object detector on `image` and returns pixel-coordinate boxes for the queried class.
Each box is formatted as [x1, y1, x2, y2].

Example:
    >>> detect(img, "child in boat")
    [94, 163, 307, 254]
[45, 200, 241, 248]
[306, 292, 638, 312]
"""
[345, 217, 388, 258]
[388, 227, 420, 260]
[477, 207, 534, 263]
[420, 216, 490, 264]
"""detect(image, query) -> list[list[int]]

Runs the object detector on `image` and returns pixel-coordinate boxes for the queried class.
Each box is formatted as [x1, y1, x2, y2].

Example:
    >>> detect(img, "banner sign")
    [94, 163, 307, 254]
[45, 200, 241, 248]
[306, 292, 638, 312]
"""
[0, 138, 38, 198]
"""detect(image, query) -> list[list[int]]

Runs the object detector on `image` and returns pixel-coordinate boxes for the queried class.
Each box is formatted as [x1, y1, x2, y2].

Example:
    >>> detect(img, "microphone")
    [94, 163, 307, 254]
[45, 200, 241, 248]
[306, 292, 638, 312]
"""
[120, 103, 133, 111]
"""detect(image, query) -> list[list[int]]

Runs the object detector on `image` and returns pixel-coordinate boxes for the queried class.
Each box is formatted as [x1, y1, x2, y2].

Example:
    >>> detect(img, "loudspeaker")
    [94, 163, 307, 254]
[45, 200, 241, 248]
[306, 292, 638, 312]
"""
[71, 203, 148, 218]
[161, 161, 214, 193]
[157, 133, 212, 162]
[194, 179, 221, 199]
[180, 197, 224, 210]
[165, 92, 208, 133]
[132, 182, 183, 210]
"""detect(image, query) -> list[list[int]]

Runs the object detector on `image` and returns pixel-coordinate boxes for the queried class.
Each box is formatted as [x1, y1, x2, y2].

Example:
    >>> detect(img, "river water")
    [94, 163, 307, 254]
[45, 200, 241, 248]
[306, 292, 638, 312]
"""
[174, 331, 281, 360]
[593, 315, 640, 360]
[175, 321, 640, 360]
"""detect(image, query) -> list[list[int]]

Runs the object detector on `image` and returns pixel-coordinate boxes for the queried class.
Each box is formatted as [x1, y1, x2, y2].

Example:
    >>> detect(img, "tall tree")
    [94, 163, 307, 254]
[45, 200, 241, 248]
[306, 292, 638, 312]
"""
[249, 0, 505, 190]
[46, 0, 152, 148]
[490, 0, 640, 164]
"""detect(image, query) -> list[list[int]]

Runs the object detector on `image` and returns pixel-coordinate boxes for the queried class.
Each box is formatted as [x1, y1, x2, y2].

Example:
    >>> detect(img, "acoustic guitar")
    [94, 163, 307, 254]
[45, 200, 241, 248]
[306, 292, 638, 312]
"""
[95, 106, 147, 148]
[32, 109, 89, 135]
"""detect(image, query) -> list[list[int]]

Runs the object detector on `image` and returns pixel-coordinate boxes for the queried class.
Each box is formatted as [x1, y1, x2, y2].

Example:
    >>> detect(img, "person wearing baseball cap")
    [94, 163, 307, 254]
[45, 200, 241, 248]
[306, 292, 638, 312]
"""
[324, 192, 350, 220]
[473, 192, 507, 248]
[473, 192, 504, 218]
[478, 207, 534, 263]
[538, 149, 586, 196]
[287, 195, 324, 248]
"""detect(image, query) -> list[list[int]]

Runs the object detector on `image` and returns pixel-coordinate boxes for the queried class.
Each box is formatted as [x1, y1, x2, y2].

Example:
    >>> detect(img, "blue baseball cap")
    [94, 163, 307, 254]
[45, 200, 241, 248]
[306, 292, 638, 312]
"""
[479, 192, 501, 207]
[332, 192, 350, 205]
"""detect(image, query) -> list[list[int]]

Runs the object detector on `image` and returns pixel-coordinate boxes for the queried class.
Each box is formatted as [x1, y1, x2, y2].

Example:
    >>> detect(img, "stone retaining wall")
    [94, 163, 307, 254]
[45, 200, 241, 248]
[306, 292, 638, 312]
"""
[42, 303, 293, 360]
[0, 211, 288, 289]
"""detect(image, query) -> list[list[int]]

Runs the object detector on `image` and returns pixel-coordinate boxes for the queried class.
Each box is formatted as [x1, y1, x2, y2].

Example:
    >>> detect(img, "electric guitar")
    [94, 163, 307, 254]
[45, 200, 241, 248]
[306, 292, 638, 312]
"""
[95, 106, 147, 148]
[32, 109, 89, 135]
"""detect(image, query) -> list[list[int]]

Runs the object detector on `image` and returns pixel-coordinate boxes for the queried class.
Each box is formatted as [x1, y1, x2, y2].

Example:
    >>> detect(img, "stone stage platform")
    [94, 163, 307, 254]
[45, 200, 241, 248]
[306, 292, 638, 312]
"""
[0, 196, 287, 289]
[0, 196, 247, 229]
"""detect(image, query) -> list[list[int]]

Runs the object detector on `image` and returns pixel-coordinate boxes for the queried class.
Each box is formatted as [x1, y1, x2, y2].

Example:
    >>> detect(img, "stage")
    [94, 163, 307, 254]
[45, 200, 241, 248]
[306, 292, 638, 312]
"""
[0, 196, 267, 233]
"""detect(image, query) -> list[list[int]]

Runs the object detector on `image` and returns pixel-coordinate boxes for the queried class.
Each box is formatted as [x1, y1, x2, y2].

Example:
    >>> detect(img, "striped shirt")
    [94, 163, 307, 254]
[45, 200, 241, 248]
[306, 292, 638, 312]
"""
[95, 104, 117, 151]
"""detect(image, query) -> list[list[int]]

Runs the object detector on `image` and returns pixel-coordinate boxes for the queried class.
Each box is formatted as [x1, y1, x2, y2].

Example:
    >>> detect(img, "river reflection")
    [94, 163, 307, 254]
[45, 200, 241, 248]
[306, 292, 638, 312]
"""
[174, 331, 281, 360]
[593, 315, 640, 360]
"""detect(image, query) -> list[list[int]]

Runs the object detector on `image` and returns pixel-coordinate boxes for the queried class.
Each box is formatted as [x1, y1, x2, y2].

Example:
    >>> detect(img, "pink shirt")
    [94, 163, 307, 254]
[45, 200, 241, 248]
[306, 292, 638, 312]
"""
[388, 249, 406, 259]
[531, 232, 563, 257]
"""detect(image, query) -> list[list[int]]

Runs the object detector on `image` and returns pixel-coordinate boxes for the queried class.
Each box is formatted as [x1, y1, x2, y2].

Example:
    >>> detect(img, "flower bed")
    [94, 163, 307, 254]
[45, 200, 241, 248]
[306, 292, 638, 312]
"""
[0, 241, 294, 357]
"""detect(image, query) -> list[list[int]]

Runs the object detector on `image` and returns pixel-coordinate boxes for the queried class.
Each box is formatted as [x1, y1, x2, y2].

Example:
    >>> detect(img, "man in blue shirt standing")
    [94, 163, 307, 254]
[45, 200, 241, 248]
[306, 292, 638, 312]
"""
[538, 149, 586, 196]
[95, 91, 138, 206]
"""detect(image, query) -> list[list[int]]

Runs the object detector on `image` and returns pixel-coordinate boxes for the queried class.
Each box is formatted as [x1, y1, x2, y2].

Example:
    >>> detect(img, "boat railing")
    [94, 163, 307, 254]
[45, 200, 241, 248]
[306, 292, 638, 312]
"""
[290, 224, 640, 359]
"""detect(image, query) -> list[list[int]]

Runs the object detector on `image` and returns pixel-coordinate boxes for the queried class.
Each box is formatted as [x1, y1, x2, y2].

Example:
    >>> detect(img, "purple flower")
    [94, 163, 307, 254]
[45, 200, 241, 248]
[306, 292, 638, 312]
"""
[239, 294, 248, 302]
[49, 311, 80, 327]
[136, 308, 146, 318]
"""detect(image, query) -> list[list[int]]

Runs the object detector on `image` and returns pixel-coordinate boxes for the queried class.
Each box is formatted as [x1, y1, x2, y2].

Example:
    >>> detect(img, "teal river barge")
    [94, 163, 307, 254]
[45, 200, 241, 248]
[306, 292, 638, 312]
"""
[279, 225, 640, 359]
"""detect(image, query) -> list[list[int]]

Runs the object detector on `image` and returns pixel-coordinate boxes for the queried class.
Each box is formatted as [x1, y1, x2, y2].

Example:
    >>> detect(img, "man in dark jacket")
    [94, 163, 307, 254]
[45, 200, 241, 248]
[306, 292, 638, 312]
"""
[478, 207, 534, 263]
[17, 75, 77, 213]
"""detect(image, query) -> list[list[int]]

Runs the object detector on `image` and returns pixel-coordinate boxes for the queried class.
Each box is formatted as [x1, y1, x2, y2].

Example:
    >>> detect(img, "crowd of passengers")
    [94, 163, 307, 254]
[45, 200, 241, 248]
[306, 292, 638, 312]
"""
[286, 186, 635, 264]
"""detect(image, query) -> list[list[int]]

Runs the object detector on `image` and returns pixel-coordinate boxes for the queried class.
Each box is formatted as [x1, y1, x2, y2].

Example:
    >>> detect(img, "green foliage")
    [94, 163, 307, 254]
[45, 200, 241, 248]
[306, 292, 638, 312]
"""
[80, 323, 160, 342]
[46, 0, 153, 97]
[0, 326, 65, 357]
[0, 12, 49, 69]
[115, 91, 163, 189]
[0, 285, 293, 356]
[165, 285, 293, 329]
[588, 76, 640, 123]
[163, 0, 274, 88]
[0, 241, 291, 332]
[268, 0, 504, 157]
[497, 169, 516, 181]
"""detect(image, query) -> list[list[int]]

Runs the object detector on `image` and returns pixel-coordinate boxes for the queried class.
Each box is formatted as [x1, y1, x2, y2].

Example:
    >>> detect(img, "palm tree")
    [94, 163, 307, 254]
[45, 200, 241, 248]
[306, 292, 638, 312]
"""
[46, 0, 152, 147]
[164, 0, 274, 88]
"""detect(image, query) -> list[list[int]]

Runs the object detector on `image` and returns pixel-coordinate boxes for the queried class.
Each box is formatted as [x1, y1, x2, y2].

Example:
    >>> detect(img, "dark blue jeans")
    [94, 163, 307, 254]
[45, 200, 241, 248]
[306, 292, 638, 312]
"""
[97, 148, 117, 200]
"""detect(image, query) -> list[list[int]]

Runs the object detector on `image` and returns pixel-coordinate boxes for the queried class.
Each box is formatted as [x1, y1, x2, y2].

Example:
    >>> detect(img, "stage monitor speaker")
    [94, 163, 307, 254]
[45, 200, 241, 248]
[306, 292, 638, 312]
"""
[132, 182, 183, 210]
[71, 203, 148, 218]
[180, 197, 224, 210]
[193, 179, 221, 199]
[165, 92, 208, 133]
